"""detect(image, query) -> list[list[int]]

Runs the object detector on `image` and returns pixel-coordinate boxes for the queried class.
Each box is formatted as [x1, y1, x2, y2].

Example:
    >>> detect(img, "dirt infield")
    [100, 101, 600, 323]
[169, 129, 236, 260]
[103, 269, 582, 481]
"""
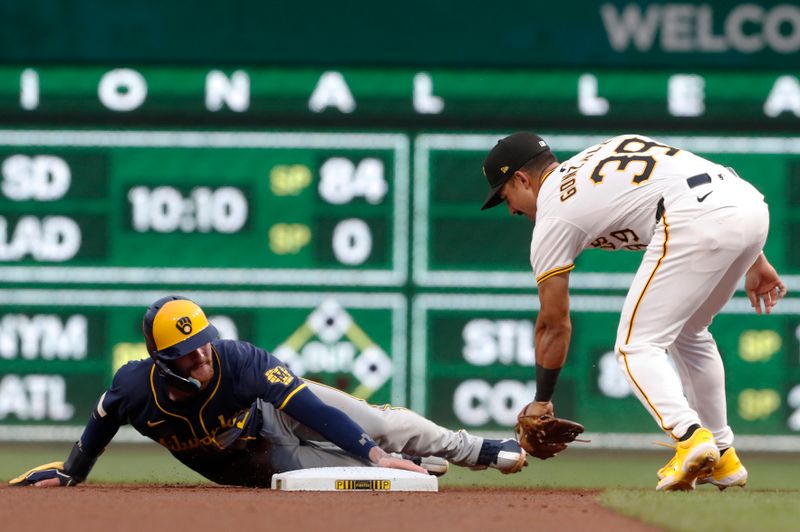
[1, 485, 660, 532]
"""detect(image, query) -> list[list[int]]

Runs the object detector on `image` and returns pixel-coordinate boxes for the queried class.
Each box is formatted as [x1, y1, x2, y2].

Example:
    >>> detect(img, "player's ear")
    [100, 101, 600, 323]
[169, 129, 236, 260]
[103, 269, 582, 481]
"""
[514, 170, 532, 189]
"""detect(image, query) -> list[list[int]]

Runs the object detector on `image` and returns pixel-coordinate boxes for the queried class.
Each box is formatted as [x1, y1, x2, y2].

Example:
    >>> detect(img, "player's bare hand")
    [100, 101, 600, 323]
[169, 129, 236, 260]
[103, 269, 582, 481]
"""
[368, 447, 428, 474]
[745, 254, 786, 315]
[32, 477, 63, 487]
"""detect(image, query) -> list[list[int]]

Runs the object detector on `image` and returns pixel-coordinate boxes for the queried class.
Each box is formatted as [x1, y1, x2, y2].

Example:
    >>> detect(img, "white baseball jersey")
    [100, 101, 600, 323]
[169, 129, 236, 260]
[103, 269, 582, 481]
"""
[529, 134, 757, 284]
[529, 133, 770, 453]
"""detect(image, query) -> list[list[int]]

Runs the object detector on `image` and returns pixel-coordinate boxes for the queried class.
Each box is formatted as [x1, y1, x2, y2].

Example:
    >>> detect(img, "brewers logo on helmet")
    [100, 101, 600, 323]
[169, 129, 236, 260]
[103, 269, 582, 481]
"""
[142, 296, 219, 361]
[142, 296, 220, 393]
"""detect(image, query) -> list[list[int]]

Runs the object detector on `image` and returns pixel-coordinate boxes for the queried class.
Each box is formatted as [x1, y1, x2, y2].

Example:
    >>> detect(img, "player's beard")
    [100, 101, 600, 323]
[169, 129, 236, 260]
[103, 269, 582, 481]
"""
[189, 359, 214, 388]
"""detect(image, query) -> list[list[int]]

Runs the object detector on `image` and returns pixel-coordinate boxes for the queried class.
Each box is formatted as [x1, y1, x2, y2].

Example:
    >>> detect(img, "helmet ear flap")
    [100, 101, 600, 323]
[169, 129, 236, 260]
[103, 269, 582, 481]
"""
[142, 295, 183, 359]
[143, 325, 158, 359]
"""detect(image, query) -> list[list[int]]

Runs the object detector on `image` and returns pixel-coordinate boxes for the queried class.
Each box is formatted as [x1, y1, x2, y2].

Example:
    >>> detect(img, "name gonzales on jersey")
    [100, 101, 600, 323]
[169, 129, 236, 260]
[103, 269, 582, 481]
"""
[555, 138, 611, 202]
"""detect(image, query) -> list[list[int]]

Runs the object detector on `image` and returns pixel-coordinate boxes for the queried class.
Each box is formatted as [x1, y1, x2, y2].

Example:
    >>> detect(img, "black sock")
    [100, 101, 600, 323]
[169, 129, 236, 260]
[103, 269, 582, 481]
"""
[679, 424, 701, 442]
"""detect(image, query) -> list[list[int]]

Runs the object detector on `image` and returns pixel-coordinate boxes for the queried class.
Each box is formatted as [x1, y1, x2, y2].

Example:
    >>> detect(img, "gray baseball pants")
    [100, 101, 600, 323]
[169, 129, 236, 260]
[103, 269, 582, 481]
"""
[258, 380, 484, 472]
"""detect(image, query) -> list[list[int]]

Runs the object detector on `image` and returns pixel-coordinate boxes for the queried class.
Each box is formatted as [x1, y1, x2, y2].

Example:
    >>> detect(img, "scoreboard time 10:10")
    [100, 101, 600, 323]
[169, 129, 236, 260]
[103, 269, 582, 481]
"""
[0, 149, 392, 266]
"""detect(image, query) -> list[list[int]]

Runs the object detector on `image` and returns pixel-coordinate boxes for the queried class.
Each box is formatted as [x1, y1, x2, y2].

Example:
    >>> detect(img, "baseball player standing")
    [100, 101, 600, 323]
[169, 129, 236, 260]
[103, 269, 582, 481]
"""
[480, 132, 786, 491]
[10, 296, 526, 487]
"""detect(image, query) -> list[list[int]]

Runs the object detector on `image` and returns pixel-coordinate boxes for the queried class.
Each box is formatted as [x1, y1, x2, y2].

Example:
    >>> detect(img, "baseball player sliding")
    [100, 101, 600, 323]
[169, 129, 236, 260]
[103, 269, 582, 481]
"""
[481, 133, 786, 491]
[10, 296, 526, 488]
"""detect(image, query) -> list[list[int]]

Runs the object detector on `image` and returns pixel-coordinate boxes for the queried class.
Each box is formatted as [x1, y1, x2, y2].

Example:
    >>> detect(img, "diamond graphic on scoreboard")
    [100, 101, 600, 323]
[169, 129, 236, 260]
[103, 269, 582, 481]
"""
[273, 344, 304, 376]
[308, 299, 352, 343]
[352, 346, 392, 390]
[274, 299, 391, 401]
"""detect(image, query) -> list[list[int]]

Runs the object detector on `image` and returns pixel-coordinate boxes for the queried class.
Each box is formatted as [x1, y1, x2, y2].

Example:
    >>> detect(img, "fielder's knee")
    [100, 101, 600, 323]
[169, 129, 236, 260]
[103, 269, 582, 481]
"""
[614, 341, 662, 361]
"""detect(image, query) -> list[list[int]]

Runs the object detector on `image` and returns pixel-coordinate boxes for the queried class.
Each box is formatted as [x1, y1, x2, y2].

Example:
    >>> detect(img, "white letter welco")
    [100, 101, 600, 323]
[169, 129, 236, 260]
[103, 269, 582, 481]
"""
[764, 5, 800, 53]
[601, 3, 661, 52]
[726, 5, 765, 53]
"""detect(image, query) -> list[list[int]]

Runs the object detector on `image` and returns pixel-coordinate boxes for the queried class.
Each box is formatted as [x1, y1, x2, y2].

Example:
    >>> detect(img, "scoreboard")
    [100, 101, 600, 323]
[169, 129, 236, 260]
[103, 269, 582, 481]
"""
[0, 130, 408, 285]
[1, 65, 799, 447]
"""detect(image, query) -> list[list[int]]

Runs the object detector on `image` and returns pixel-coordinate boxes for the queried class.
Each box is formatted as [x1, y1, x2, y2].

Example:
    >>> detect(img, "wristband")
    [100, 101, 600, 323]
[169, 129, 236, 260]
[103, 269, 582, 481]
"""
[534, 363, 561, 402]
[63, 440, 102, 482]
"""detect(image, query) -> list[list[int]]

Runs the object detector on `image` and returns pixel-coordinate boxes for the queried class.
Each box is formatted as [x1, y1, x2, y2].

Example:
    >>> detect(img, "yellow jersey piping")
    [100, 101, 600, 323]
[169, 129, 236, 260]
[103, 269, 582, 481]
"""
[536, 263, 575, 284]
[149, 365, 199, 439]
[278, 381, 308, 410]
[197, 347, 224, 449]
[619, 211, 671, 434]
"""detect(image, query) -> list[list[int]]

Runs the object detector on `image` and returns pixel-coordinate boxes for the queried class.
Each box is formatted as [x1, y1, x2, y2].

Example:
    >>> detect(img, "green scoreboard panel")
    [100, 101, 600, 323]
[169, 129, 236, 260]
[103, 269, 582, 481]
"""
[0, 67, 797, 129]
[0, 66, 799, 447]
[415, 134, 798, 289]
[0, 289, 406, 439]
[0, 131, 408, 286]
[412, 295, 800, 437]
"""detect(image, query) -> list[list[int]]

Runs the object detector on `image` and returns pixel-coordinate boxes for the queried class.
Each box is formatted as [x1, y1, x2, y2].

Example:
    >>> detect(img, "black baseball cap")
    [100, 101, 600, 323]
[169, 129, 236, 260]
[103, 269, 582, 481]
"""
[481, 132, 551, 210]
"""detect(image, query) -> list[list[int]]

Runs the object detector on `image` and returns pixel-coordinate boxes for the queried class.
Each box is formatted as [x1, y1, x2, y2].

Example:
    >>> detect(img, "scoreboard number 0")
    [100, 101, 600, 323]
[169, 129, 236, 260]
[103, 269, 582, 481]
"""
[332, 218, 372, 265]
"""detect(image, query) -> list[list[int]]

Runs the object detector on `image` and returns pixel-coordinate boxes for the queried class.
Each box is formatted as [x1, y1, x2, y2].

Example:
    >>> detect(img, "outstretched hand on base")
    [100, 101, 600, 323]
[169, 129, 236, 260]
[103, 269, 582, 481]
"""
[369, 447, 428, 474]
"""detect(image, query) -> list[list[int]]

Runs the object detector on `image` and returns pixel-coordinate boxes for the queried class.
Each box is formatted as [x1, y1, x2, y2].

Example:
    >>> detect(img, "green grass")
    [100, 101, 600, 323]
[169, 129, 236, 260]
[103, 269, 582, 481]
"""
[439, 449, 800, 491]
[3, 442, 209, 484]
[3, 444, 799, 490]
[601, 490, 800, 532]
[3, 443, 799, 532]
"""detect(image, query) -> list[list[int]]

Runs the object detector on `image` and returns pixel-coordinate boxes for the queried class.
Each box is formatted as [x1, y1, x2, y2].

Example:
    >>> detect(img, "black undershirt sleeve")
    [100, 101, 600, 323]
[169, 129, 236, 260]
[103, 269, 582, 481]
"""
[79, 409, 121, 456]
[62, 407, 121, 481]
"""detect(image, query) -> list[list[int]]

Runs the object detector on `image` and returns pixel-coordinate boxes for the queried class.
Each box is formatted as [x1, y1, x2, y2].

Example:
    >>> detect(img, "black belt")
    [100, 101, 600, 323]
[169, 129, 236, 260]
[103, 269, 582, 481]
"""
[686, 173, 712, 188]
[655, 198, 665, 223]
[655, 173, 714, 223]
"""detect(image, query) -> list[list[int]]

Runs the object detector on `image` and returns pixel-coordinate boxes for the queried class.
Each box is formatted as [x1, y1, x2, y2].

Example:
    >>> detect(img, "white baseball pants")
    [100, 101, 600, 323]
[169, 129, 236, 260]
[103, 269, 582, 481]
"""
[615, 171, 769, 448]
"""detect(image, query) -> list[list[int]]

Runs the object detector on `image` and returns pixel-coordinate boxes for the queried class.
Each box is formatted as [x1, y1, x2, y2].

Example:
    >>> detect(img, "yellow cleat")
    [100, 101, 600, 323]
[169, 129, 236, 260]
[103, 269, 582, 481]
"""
[656, 454, 677, 480]
[656, 428, 719, 492]
[697, 447, 748, 490]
